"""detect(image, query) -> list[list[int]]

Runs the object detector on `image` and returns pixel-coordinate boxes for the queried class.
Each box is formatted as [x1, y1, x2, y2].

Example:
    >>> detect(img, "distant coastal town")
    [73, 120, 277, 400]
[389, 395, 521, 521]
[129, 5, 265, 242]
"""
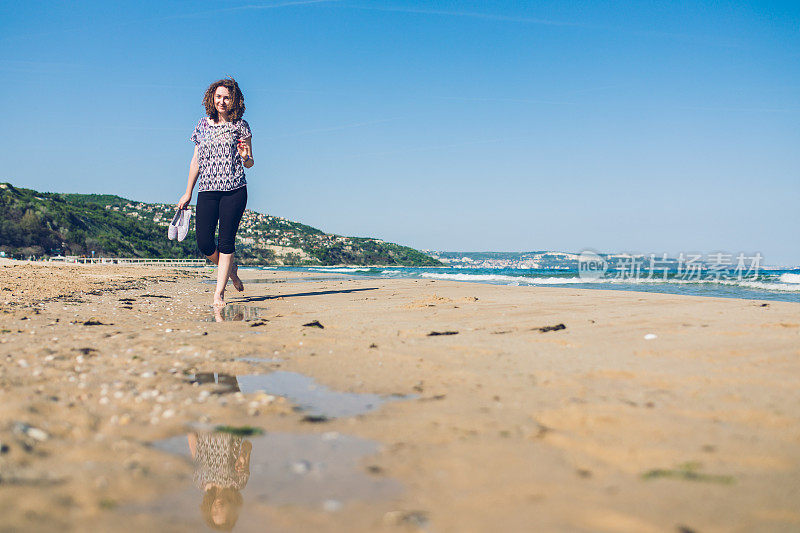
[427, 251, 583, 269]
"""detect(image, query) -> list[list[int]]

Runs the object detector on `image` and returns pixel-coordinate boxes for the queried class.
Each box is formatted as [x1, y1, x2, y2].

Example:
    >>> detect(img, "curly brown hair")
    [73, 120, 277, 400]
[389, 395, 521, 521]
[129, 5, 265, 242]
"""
[200, 486, 243, 531]
[203, 78, 245, 122]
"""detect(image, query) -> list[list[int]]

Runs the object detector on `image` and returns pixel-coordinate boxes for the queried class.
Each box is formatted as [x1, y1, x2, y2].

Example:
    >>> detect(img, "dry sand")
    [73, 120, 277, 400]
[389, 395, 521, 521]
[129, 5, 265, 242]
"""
[0, 260, 798, 532]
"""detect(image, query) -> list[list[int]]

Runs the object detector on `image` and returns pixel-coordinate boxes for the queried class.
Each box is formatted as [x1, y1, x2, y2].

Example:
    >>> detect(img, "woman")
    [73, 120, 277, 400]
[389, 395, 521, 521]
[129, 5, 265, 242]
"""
[178, 78, 254, 307]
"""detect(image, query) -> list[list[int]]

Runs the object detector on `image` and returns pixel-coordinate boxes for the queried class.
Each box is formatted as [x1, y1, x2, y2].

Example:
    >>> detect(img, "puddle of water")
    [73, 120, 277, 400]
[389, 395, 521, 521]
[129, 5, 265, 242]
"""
[189, 371, 408, 419]
[190, 373, 242, 393]
[238, 372, 394, 418]
[127, 430, 400, 530]
[203, 304, 265, 322]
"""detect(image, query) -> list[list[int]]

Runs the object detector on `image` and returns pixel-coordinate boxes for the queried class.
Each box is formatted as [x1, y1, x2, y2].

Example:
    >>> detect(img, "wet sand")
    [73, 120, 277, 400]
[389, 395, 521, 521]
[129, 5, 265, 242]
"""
[1, 260, 799, 532]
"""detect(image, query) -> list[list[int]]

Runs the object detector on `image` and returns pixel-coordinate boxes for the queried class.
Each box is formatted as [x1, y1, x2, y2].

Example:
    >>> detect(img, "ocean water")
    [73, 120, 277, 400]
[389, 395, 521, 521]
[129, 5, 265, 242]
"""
[254, 266, 800, 303]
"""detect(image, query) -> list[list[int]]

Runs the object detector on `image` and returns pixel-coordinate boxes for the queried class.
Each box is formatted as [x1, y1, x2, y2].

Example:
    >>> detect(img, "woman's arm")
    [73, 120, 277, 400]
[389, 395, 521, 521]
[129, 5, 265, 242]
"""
[238, 138, 254, 169]
[187, 432, 198, 459]
[177, 145, 200, 209]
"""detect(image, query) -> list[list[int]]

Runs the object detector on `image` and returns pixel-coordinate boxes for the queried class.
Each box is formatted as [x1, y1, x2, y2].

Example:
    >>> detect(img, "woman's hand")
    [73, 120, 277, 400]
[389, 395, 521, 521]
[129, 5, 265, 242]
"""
[177, 192, 192, 210]
[237, 137, 254, 167]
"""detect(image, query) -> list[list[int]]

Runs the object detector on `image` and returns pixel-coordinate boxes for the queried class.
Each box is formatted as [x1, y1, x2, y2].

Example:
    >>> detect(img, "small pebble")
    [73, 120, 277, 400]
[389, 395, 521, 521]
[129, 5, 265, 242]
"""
[14, 423, 49, 442]
[291, 460, 311, 474]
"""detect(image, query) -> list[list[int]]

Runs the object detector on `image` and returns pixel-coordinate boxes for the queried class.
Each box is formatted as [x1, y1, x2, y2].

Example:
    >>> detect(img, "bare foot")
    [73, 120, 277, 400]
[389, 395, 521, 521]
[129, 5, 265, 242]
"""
[230, 263, 244, 292]
[213, 291, 226, 308]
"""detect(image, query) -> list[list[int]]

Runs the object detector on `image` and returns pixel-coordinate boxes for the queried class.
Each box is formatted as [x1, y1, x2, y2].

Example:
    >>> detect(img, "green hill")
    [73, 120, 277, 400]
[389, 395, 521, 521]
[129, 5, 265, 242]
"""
[59, 193, 132, 207]
[0, 183, 440, 266]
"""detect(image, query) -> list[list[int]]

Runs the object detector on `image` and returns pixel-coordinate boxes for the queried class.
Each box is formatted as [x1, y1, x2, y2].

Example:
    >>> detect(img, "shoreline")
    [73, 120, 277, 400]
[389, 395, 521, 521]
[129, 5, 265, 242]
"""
[7, 258, 798, 304]
[252, 263, 800, 304]
[1, 262, 799, 531]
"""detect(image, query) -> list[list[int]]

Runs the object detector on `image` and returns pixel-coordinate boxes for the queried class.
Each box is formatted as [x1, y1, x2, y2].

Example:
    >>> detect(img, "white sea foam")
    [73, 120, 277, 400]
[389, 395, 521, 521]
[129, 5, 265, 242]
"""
[779, 273, 800, 284]
[724, 280, 800, 292]
[420, 272, 593, 284]
[306, 267, 373, 273]
[419, 272, 800, 292]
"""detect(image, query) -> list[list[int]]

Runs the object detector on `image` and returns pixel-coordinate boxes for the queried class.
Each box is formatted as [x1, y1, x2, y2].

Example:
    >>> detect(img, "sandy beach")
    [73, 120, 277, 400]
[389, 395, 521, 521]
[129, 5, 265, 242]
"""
[0, 259, 798, 532]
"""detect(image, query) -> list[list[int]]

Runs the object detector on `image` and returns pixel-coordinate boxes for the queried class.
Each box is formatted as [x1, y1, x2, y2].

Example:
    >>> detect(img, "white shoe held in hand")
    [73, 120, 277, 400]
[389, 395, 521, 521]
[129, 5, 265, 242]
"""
[168, 210, 181, 240]
[177, 208, 191, 242]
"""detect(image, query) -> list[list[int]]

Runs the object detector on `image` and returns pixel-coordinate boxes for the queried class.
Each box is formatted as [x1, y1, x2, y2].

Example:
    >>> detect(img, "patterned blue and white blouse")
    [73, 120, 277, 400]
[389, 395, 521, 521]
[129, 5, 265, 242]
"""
[191, 117, 252, 192]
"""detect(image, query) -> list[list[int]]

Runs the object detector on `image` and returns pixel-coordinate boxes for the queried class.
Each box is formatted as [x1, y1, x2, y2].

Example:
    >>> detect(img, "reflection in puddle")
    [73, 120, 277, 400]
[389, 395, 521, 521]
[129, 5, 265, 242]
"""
[139, 430, 401, 530]
[191, 431, 251, 530]
[190, 373, 242, 394]
[204, 305, 265, 322]
[191, 371, 406, 419]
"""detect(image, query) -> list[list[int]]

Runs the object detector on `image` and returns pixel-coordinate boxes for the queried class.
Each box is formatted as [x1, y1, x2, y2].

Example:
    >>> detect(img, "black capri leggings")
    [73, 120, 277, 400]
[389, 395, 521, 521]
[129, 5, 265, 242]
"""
[195, 186, 247, 256]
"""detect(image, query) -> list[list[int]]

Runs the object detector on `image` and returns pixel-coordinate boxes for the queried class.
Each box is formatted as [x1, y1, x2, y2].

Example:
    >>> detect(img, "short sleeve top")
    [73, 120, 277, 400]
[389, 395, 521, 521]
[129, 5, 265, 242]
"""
[190, 117, 252, 192]
[192, 432, 250, 490]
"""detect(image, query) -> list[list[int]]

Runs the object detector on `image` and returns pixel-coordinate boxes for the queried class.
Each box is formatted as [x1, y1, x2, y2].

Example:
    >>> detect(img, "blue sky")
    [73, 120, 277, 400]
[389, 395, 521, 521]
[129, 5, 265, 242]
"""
[1, 1, 798, 264]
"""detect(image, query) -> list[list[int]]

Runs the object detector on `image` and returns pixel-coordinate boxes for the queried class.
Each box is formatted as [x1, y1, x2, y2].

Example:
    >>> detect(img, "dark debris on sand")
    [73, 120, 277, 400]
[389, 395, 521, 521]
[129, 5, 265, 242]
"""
[301, 415, 330, 423]
[214, 425, 264, 436]
[81, 319, 112, 326]
[535, 323, 566, 333]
